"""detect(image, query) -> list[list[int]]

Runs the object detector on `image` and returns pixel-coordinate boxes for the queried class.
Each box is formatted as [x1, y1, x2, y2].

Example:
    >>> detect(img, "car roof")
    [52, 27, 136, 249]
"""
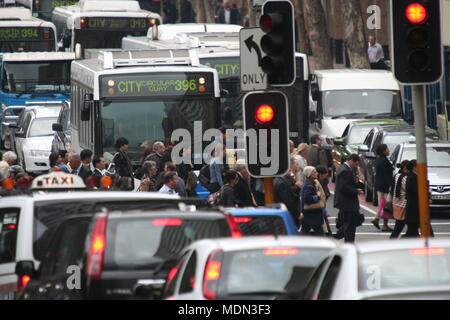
[190, 236, 338, 252]
[0, 191, 180, 202]
[353, 238, 450, 254]
[373, 124, 437, 134]
[27, 106, 62, 118]
[226, 208, 290, 217]
[400, 142, 450, 148]
[107, 209, 227, 219]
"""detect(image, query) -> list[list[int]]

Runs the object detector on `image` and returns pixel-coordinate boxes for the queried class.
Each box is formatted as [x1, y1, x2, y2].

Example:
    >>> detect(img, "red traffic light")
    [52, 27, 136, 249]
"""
[260, 14, 273, 33]
[406, 3, 428, 24]
[255, 105, 275, 124]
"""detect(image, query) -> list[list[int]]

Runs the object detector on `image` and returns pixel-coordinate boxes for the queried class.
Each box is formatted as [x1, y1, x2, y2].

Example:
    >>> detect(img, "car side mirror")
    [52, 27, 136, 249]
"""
[8, 123, 19, 129]
[15, 261, 37, 278]
[309, 111, 317, 123]
[52, 123, 63, 132]
[311, 83, 320, 101]
[358, 145, 369, 153]
[334, 138, 344, 146]
[15, 131, 25, 138]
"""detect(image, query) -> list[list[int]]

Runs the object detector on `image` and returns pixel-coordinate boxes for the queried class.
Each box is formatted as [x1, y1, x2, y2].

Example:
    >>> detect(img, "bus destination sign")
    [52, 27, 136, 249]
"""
[100, 73, 215, 98]
[202, 57, 240, 79]
[81, 17, 151, 30]
[0, 27, 54, 41]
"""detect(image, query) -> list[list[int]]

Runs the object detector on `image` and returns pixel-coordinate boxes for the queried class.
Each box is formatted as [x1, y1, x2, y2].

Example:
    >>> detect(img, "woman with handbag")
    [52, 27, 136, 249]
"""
[300, 166, 325, 236]
[390, 160, 410, 239]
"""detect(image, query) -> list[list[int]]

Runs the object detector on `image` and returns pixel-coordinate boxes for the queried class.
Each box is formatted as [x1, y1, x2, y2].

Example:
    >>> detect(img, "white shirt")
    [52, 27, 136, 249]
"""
[224, 9, 231, 24]
[159, 184, 178, 195]
[367, 42, 384, 63]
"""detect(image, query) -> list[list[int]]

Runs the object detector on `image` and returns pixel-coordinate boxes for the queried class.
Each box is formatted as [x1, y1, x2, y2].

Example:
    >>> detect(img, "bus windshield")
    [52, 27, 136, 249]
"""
[1, 61, 71, 94]
[322, 90, 402, 119]
[100, 98, 217, 157]
[74, 30, 148, 50]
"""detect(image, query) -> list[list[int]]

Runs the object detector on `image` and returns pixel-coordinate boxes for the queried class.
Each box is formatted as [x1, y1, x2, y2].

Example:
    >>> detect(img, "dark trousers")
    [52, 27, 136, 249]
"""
[390, 220, 406, 239]
[404, 222, 420, 238]
[300, 224, 324, 236]
[342, 211, 358, 243]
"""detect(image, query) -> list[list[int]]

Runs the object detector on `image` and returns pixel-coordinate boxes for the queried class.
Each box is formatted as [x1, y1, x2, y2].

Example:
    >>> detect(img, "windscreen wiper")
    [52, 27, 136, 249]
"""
[332, 113, 369, 119]
[364, 113, 402, 119]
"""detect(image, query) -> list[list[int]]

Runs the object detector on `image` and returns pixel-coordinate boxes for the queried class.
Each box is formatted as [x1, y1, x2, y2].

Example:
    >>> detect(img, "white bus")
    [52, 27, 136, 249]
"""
[52, 0, 161, 53]
[15, 0, 79, 21]
[122, 28, 311, 143]
[0, 8, 57, 52]
[70, 49, 221, 166]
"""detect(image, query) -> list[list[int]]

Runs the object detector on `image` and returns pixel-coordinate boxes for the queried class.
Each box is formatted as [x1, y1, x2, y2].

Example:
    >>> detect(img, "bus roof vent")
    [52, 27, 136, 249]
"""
[99, 49, 199, 69]
[174, 33, 240, 49]
[79, 0, 142, 12]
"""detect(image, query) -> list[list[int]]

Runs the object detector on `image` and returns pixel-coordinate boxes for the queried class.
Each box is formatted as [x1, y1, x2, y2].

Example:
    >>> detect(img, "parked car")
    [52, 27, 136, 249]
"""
[358, 124, 439, 205]
[9, 105, 62, 174]
[391, 142, 450, 210]
[51, 101, 71, 153]
[226, 205, 299, 236]
[332, 119, 406, 182]
[19, 208, 242, 300]
[162, 236, 337, 300]
[302, 239, 450, 300]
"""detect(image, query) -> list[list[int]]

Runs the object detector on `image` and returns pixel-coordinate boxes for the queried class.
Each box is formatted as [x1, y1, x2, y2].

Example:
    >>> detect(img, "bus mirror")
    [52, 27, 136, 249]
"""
[220, 89, 229, 98]
[81, 108, 90, 121]
[75, 43, 83, 59]
[309, 111, 316, 123]
[81, 94, 93, 121]
[62, 30, 71, 50]
[151, 24, 158, 40]
[311, 83, 320, 101]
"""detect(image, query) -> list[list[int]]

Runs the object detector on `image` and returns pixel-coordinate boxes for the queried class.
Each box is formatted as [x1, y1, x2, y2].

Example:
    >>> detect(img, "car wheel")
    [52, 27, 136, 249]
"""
[364, 181, 372, 202]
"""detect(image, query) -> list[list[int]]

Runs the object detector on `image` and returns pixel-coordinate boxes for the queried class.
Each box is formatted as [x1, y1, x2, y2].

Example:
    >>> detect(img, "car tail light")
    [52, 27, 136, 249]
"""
[80, 18, 86, 29]
[264, 248, 299, 256]
[167, 266, 179, 281]
[2, 178, 14, 190]
[17, 275, 31, 295]
[225, 215, 242, 238]
[85, 176, 99, 189]
[86, 213, 107, 279]
[411, 247, 446, 256]
[202, 249, 223, 300]
[233, 217, 253, 223]
[152, 218, 183, 226]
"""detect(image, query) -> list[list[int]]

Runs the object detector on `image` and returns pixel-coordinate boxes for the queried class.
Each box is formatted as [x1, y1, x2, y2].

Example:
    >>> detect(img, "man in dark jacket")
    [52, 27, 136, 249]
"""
[233, 161, 256, 207]
[274, 169, 300, 228]
[78, 149, 93, 181]
[180, 0, 196, 23]
[217, 1, 240, 24]
[305, 135, 330, 169]
[334, 154, 362, 243]
[405, 160, 420, 237]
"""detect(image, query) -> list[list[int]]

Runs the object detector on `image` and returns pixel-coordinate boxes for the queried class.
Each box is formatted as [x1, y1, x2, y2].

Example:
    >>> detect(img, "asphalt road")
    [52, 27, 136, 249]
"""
[326, 182, 450, 241]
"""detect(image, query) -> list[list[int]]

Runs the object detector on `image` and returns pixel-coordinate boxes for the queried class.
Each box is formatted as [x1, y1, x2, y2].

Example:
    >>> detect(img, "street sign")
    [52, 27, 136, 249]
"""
[239, 28, 268, 92]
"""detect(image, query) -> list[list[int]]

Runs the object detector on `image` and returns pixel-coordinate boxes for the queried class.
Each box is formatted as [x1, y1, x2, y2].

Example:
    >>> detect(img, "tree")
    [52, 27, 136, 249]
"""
[293, 0, 309, 53]
[341, 0, 371, 68]
[303, 0, 333, 69]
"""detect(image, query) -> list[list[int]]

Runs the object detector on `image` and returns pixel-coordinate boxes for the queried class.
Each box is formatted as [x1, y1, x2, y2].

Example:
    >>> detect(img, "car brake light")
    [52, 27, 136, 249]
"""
[225, 215, 242, 238]
[167, 266, 178, 281]
[7, 224, 16, 230]
[264, 248, 299, 256]
[152, 218, 183, 226]
[86, 213, 107, 279]
[2, 178, 14, 190]
[411, 247, 446, 256]
[17, 275, 31, 294]
[233, 217, 253, 223]
[202, 249, 223, 300]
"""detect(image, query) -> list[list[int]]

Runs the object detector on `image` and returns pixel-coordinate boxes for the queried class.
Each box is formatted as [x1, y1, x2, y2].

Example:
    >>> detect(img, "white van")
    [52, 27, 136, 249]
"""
[309, 69, 403, 144]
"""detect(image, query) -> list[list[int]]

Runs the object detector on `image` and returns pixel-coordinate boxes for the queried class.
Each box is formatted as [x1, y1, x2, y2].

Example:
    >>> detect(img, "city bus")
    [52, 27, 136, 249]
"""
[52, 0, 161, 53]
[15, 0, 79, 21]
[122, 29, 311, 144]
[70, 49, 221, 167]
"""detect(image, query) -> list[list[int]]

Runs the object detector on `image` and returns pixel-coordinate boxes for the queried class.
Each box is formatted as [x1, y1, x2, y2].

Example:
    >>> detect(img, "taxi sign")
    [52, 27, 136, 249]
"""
[31, 172, 86, 190]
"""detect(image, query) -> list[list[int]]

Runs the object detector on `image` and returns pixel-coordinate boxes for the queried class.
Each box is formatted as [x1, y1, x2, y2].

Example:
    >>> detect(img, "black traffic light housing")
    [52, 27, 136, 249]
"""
[243, 91, 289, 178]
[260, 0, 296, 86]
[390, 0, 442, 84]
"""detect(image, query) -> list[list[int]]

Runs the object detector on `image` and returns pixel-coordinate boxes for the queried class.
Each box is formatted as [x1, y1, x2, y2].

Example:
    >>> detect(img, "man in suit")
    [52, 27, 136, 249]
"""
[217, 0, 240, 25]
[274, 162, 301, 228]
[233, 161, 256, 207]
[334, 154, 362, 243]
[92, 156, 105, 178]
[78, 149, 93, 181]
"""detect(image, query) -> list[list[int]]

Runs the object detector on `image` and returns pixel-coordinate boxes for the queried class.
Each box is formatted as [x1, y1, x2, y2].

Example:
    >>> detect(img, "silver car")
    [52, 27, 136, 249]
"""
[390, 142, 450, 210]
[303, 239, 450, 300]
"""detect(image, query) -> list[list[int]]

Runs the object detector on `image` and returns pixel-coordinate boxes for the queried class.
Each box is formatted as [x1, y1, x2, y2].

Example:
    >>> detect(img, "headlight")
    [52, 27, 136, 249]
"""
[29, 150, 51, 157]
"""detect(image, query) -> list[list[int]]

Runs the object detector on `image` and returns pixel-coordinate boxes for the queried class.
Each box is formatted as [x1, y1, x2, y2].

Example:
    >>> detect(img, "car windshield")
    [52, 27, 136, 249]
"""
[28, 117, 57, 137]
[358, 247, 450, 292]
[234, 215, 288, 236]
[322, 90, 401, 118]
[100, 98, 217, 159]
[401, 147, 450, 167]
[219, 248, 330, 298]
[104, 216, 231, 271]
[1, 61, 71, 94]
[348, 126, 374, 145]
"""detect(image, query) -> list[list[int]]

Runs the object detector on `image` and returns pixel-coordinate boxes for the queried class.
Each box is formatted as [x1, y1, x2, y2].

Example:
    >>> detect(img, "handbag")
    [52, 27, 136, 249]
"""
[303, 183, 326, 211]
[383, 201, 393, 214]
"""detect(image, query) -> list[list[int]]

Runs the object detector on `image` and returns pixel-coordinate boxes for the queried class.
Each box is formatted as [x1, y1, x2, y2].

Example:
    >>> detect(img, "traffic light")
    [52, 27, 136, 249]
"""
[259, 0, 296, 86]
[243, 91, 289, 177]
[391, 0, 442, 84]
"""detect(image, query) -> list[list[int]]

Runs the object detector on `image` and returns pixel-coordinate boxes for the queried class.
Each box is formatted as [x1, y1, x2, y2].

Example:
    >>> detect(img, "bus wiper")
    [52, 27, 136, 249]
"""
[364, 112, 402, 119]
[332, 113, 368, 119]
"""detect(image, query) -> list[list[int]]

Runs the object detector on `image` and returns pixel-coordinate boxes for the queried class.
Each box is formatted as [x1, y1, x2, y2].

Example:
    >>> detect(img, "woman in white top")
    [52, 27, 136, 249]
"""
[292, 143, 309, 186]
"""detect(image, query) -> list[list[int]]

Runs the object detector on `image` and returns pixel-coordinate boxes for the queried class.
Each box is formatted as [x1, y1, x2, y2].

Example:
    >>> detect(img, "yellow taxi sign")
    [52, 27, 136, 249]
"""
[31, 172, 86, 190]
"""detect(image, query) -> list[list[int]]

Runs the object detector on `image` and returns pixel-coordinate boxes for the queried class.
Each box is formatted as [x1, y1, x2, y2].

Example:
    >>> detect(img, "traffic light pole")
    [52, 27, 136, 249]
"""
[264, 177, 275, 205]
[412, 85, 432, 238]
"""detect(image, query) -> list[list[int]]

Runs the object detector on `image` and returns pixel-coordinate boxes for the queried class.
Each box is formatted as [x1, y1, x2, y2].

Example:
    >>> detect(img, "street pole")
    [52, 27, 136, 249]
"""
[412, 85, 432, 238]
[264, 177, 275, 205]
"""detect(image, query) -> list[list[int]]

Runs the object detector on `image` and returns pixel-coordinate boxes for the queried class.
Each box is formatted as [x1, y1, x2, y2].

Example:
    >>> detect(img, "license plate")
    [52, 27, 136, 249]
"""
[432, 194, 450, 200]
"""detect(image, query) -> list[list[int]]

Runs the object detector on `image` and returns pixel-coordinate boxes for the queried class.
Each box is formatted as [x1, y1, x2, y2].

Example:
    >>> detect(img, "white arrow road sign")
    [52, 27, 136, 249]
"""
[240, 28, 268, 92]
